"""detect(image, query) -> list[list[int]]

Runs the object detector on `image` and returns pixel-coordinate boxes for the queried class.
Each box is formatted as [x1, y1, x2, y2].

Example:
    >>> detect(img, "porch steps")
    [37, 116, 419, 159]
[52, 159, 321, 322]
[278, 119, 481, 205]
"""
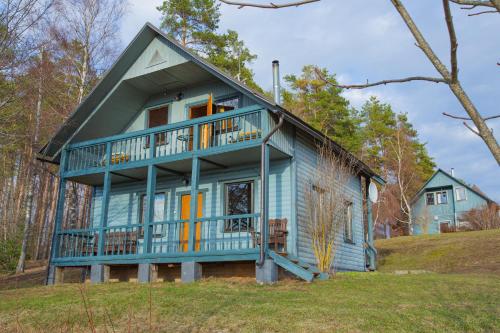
[268, 250, 328, 282]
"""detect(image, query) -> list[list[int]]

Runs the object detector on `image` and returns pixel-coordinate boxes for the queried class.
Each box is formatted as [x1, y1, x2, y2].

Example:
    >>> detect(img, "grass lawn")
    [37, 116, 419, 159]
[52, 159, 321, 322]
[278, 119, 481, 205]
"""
[375, 229, 500, 274]
[1, 273, 499, 332]
[1, 230, 499, 332]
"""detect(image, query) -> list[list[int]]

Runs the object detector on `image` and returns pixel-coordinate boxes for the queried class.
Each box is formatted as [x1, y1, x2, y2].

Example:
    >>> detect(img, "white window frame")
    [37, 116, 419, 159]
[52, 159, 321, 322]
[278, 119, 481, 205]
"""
[344, 201, 354, 243]
[426, 192, 436, 206]
[455, 187, 467, 201]
[436, 191, 448, 205]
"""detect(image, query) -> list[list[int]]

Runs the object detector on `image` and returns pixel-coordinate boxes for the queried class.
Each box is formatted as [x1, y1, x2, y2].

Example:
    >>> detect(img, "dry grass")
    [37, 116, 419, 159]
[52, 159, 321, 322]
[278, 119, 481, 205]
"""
[0, 273, 498, 332]
[376, 229, 500, 274]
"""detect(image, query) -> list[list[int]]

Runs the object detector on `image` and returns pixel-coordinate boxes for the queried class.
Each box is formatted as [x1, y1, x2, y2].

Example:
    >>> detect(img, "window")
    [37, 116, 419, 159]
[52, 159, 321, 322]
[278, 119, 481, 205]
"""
[148, 106, 168, 128]
[455, 187, 467, 201]
[214, 96, 239, 114]
[436, 191, 448, 205]
[147, 106, 169, 146]
[224, 181, 254, 232]
[139, 193, 166, 237]
[214, 96, 240, 132]
[344, 202, 354, 243]
[426, 193, 436, 205]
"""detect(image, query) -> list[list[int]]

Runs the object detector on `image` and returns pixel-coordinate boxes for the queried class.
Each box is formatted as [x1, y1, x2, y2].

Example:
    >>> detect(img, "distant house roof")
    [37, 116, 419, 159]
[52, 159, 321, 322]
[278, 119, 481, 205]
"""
[38, 22, 383, 184]
[412, 168, 495, 204]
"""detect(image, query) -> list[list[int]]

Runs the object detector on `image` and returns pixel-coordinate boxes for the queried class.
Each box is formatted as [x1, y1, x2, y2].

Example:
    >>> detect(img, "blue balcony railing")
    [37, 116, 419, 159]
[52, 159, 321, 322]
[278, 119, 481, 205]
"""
[65, 105, 264, 175]
[54, 213, 260, 260]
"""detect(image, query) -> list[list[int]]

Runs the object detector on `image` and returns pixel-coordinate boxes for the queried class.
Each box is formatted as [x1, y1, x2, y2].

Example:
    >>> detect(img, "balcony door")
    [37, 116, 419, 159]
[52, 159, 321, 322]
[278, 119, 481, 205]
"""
[179, 192, 203, 252]
[188, 95, 213, 150]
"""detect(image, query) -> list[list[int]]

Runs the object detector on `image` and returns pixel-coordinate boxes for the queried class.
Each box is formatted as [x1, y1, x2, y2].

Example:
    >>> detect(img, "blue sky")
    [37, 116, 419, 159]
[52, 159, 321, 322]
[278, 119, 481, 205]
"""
[120, 0, 500, 201]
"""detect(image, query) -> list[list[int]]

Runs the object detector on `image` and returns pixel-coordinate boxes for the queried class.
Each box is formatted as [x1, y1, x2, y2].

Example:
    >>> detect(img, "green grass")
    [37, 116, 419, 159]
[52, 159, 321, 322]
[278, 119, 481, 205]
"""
[1, 273, 499, 332]
[1, 229, 499, 332]
[375, 229, 500, 274]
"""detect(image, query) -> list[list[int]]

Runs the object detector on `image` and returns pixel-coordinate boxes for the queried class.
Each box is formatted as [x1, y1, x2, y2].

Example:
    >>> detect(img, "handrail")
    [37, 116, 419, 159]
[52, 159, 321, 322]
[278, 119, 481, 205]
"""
[68, 105, 265, 149]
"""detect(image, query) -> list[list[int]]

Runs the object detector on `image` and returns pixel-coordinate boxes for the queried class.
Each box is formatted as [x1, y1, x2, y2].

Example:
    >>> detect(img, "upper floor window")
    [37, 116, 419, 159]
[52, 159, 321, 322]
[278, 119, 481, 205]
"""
[455, 187, 467, 201]
[426, 193, 435, 205]
[436, 191, 448, 205]
[426, 191, 448, 205]
[214, 96, 240, 114]
[224, 180, 254, 232]
[148, 106, 168, 128]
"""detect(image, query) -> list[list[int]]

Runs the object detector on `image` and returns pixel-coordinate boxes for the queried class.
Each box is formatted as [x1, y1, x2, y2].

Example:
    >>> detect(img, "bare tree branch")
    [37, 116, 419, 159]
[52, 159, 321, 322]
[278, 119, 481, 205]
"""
[443, 0, 459, 83]
[314, 68, 446, 89]
[443, 112, 500, 121]
[467, 9, 499, 14]
[219, 0, 319, 9]
[449, 0, 495, 7]
[463, 122, 481, 136]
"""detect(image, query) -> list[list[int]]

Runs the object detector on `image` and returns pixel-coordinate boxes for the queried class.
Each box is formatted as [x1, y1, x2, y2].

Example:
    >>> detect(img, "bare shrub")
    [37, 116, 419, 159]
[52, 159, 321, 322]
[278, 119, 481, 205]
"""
[459, 204, 500, 231]
[304, 142, 356, 273]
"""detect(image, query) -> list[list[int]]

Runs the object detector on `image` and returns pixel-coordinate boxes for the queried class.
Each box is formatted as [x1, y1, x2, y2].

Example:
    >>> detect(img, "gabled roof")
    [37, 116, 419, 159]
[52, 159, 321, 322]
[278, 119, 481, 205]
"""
[412, 168, 494, 204]
[39, 23, 383, 183]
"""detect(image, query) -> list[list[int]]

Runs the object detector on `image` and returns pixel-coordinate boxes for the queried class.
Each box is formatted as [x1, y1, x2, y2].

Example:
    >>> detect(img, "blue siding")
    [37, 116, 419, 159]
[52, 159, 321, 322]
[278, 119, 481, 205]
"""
[294, 130, 366, 272]
[412, 170, 490, 234]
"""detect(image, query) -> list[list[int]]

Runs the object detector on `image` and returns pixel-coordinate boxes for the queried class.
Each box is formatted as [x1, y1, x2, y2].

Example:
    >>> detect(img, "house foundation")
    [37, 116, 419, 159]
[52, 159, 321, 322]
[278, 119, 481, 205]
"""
[90, 264, 110, 284]
[138, 263, 158, 283]
[181, 262, 202, 283]
[256, 259, 278, 284]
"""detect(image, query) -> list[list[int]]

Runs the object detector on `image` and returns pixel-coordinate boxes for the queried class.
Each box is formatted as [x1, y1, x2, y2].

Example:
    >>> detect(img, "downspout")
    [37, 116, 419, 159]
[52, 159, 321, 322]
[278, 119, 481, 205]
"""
[258, 60, 284, 266]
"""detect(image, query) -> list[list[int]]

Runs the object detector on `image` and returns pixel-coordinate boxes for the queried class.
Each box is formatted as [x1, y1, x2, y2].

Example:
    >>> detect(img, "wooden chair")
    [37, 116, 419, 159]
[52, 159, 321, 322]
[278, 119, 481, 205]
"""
[252, 218, 288, 254]
[90, 232, 139, 255]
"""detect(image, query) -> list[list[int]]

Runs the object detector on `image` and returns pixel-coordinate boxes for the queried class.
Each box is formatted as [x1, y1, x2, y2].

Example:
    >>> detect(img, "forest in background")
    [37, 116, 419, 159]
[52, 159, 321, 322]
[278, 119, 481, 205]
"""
[0, 0, 434, 274]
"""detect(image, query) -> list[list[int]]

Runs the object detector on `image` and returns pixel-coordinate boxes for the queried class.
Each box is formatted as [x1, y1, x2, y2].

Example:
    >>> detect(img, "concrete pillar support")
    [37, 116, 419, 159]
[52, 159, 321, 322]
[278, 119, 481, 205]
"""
[47, 265, 64, 285]
[138, 263, 158, 283]
[90, 264, 110, 284]
[256, 259, 278, 284]
[181, 262, 202, 283]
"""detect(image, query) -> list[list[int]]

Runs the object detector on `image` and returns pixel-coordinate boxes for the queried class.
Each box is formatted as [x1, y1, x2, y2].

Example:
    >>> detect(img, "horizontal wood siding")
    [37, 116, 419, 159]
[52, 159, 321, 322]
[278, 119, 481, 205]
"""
[295, 130, 365, 271]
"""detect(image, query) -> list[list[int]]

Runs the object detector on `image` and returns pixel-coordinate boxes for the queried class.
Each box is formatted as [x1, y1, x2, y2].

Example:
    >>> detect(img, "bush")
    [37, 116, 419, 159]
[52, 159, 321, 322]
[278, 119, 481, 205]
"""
[459, 204, 500, 231]
[0, 232, 21, 274]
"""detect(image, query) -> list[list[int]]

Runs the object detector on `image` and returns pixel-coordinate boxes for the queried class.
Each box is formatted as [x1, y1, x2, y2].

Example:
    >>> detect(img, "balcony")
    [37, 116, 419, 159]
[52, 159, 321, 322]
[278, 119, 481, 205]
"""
[63, 105, 266, 179]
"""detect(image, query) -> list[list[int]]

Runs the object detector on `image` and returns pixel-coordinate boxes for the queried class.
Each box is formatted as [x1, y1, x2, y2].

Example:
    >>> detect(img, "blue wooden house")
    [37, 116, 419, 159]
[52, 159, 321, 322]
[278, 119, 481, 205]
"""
[39, 23, 383, 284]
[411, 168, 495, 234]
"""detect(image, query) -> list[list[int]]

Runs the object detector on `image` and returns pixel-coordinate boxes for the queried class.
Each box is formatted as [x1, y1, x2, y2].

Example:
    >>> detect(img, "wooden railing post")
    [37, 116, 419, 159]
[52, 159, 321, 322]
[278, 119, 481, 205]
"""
[97, 142, 112, 256]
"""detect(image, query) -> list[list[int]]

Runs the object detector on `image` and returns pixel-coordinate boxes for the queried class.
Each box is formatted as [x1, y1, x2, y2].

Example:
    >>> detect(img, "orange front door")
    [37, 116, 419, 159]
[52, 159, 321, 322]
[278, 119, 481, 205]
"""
[180, 192, 203, 252]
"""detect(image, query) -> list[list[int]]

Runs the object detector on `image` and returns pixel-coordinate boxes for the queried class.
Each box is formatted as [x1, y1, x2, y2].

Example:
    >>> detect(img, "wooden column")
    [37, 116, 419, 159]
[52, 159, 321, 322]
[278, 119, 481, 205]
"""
[97, 142, 112, 257]
[143, 164, 157, 254]
[188, 125, 200, 252]
[188, 156, 200, 252]
[49, 148, 68, 264]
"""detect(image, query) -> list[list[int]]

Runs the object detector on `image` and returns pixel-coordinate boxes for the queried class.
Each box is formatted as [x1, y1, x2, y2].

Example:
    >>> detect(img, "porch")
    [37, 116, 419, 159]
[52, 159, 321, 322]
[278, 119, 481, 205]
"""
[50, 105, 292, 272]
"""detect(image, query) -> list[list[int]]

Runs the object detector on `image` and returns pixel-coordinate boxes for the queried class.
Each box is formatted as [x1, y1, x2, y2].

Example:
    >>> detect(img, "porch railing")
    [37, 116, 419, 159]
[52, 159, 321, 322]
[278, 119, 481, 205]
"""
[65, 106, 264, 174]
[54, 213, 260, 259]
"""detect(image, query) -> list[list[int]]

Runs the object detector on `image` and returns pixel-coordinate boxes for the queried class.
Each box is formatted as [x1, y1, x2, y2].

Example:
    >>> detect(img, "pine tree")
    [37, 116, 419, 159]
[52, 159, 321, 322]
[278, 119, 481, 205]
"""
[283, 65, 363, 153]
[158, 0, 262, 92]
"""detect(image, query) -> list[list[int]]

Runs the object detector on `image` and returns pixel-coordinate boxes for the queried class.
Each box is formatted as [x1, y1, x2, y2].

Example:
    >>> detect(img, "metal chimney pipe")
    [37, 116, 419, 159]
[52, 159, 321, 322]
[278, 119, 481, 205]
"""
[451, 168, 455, 177]
[272, 60, 281, 105]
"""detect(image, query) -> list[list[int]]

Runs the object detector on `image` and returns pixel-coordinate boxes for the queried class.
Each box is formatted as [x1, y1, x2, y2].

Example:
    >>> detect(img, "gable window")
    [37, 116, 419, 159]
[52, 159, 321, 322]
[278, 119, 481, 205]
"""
[344, 201, 354, 243]
[224, 181, 254, 232]
[426, 193, 436, 206]
[455, 187, 467, 201]
[436, 191, 448, 205]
